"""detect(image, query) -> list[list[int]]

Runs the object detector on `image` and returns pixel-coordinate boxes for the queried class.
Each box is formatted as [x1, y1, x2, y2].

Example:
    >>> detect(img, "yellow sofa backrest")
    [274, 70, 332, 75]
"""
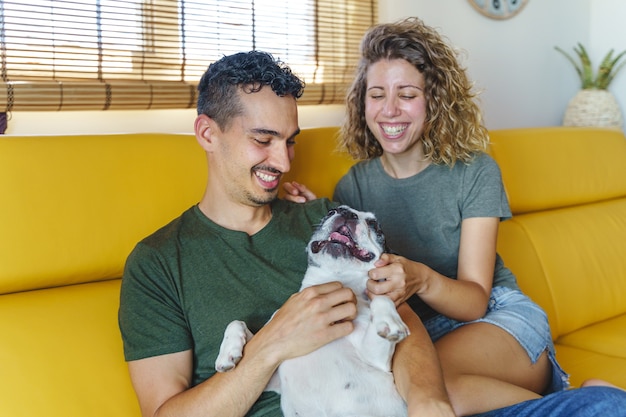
[489, 127, 626, 339]
[282, 126, 354, 199]
[488, 127, 626, 214]
[0, 133, 206, 294]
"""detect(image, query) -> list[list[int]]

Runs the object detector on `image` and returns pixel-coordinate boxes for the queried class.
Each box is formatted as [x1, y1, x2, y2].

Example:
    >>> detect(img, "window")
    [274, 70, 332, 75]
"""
[0, 0, 377, 111]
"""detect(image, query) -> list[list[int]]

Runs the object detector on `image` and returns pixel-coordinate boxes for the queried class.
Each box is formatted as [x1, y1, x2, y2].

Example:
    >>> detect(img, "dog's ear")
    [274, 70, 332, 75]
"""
[370, 219, 390, 254]
[316, 207, 339, 229]
[380, 227, 396, 255]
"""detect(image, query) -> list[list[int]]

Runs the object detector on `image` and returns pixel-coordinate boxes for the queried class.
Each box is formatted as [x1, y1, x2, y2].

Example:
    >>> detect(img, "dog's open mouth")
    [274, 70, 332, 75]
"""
[311, 224, 375, 262]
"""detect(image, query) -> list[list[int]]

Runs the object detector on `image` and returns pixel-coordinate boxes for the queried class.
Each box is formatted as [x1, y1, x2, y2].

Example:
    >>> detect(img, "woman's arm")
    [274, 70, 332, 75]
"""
[368, 217, 499, 322]
[282, 181, 317, 203]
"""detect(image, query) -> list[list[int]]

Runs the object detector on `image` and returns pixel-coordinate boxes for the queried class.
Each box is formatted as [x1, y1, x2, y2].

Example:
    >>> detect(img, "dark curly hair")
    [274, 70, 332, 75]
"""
[341, 18, 489, 166]
[197, 51, 305, 130]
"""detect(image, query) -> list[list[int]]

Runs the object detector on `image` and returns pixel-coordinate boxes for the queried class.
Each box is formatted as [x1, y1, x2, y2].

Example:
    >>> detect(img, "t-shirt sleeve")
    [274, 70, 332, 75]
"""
[462, 154, 512, 221]
[118, 242, 193, 361]
[333, 175, 349, 205]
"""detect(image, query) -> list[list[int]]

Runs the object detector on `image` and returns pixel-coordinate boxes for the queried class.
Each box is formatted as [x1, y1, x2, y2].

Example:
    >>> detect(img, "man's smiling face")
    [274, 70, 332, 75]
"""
[212, 86, 300, 207]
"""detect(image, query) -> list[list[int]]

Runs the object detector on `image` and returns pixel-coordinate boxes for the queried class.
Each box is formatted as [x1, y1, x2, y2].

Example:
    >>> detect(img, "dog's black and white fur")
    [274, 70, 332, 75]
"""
[215, 205, 409, 416]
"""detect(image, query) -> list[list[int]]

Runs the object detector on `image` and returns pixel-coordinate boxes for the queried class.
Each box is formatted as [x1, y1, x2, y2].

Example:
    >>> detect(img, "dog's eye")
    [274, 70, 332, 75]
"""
[326, 209, 337, 217]
[317, 208, 338, 227]
[367, 218, 385, 241]
[366, 218, 381, 233]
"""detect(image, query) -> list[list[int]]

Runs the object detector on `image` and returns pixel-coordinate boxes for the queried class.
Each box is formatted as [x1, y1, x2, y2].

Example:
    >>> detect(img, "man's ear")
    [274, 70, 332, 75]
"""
[194, 114, 218, 151]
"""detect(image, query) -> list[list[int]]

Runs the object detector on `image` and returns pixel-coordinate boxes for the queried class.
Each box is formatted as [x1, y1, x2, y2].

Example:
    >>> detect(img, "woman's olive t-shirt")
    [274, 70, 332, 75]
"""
[333, 154, 516, 320]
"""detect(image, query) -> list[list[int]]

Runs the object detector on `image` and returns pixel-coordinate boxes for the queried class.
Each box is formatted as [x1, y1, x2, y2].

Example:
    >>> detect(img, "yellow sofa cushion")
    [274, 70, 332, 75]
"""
[0, 133, 206, 294]
[557, 314, 626, 359]
[555, 344, 626, 388]
[498, 198, 626, 338]
[0, 279, 141, 417]
[490, 127, 626, 389]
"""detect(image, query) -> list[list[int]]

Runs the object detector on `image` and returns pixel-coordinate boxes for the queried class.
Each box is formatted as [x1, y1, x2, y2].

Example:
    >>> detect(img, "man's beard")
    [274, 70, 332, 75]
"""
[246, 188, 278, 206]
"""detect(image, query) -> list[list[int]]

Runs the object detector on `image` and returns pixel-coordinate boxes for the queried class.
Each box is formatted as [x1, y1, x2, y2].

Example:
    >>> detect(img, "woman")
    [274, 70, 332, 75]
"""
[284, 17, 569, 416]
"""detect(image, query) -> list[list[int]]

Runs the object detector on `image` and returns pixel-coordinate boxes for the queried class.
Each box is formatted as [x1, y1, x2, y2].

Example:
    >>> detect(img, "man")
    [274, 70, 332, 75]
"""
[119, 51, 454, 417]
[119, 51, 626, 417]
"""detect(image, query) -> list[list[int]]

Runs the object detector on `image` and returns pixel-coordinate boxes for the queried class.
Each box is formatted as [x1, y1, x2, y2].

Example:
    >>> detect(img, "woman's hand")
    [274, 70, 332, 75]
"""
[367, 253, 426, 306]
[282, 181, 317, 203]
[370, 217, 497, 320]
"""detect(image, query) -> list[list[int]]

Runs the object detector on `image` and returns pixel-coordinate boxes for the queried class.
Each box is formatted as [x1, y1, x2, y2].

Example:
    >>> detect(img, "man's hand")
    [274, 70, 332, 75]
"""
[253, 281, 357, 363]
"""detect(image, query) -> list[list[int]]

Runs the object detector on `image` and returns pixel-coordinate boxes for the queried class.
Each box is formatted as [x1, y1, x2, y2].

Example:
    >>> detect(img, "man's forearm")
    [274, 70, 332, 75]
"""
[131, 337, 280, 417]
[155, 360, 274, 417]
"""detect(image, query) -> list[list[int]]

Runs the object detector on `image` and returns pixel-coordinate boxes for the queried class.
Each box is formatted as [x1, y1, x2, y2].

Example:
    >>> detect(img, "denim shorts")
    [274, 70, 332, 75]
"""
[423, 286, 570, 393]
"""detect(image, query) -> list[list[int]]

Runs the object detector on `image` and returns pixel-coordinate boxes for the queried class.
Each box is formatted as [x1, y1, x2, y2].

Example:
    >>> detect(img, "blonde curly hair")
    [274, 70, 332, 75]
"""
[340, 17, 489, 166]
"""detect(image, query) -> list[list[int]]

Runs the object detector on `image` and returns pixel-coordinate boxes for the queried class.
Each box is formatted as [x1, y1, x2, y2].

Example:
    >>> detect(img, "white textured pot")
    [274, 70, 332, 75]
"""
[563, 89, 623, 128]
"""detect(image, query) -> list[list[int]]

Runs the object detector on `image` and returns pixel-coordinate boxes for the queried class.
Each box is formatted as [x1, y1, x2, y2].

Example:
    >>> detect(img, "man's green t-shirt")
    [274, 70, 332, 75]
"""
[119, 198, 335, 416]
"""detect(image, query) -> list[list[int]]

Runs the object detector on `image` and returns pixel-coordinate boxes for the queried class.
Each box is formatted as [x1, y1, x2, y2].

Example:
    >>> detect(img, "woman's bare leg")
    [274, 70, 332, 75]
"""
[435, 322, 552, 416]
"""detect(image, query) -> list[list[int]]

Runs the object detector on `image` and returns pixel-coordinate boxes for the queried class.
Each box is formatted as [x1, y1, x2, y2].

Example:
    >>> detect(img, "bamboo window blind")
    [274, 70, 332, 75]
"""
[0, 0, 377, 111]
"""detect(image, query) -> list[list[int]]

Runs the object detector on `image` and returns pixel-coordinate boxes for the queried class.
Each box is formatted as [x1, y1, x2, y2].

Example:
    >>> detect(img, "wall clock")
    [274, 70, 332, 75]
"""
[468, 0, 529, 20]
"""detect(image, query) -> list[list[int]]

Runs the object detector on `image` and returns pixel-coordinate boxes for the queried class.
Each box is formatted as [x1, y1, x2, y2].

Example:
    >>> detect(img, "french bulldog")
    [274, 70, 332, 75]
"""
[215, 205, 409, 416]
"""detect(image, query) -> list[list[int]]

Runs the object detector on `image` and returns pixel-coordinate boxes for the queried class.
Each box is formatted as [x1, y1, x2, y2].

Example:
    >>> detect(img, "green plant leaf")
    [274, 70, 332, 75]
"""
[575, 43, 594, 88]
[555, 46, 585, 87]
[555, 43, 626, 89]
[596, 49, 614, 89]
[603, 59, 626, 89]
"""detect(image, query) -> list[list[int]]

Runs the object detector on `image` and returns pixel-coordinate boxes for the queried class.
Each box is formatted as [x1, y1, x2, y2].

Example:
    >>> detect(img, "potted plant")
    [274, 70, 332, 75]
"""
[555, 43, 626, 128]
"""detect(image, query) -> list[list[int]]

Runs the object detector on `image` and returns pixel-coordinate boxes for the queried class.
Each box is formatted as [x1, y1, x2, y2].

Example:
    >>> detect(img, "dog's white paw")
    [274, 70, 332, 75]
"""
[370, 297, 410, 342]
[215, 320, 252, 372]
[374, 314, 410, 342]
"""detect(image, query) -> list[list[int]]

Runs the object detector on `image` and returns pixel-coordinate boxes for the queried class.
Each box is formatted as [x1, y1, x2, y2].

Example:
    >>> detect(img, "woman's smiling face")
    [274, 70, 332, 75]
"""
[364, 58, 427, 158]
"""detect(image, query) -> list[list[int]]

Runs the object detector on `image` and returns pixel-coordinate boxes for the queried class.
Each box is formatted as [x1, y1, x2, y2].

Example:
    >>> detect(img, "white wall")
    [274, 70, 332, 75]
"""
[3, 104, 345, 135]
[379, 0, 593, 129]
[590, 0, 626, 121]
[5, 0, 625, 134]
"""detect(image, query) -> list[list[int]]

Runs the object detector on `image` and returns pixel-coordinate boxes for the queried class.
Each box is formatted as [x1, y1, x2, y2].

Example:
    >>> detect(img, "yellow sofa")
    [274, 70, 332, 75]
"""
[488, 127, 626, 388]
[0, 126, 624, 416]
[0, 133, 207, 417]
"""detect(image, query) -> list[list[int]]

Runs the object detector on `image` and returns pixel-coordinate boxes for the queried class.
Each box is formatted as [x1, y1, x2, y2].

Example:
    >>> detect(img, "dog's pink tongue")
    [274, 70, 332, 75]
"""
[330, 231, 350, 244]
